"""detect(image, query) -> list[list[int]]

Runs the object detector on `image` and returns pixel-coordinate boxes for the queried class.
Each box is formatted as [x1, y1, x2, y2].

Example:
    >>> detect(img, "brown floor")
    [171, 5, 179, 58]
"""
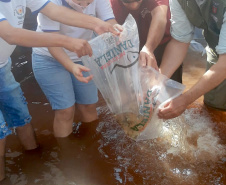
[1, 46, 226, 185]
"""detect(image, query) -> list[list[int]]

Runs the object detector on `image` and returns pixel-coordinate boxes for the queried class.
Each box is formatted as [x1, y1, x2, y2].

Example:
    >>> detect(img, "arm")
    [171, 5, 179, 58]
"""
[159, 0, 194, 76]
[0, 20, 92, 57]
[159, 38, 190, 78]
[47, 19, 122, 82]
[40, 2, 120, 36]
[139, 5, 168, 70]
[158, 1, 226, 119]
[158, 54, 226, 119]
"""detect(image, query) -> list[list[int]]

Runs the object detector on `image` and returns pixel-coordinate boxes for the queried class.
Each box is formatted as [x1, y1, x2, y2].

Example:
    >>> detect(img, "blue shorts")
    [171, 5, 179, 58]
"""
[32, 53, 98, 110]
[0, 59, 32, 139]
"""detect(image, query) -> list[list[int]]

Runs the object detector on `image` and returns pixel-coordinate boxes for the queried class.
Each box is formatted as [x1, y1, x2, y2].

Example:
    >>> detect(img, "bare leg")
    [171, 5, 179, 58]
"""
[76, 103, 98, 123]
[74, 103, 99, 138]
[16, 123, 38, 150]
[54, 105, 75, 138]
[0, 138, 6, 182]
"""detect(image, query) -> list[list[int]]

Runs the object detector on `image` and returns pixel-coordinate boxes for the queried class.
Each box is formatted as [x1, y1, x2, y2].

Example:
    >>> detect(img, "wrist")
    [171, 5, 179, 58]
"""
[61, 35, 73, 51]
[85, 16, 101, 32]
[182, 91, 194, 106]
[144, 44, 155, 53]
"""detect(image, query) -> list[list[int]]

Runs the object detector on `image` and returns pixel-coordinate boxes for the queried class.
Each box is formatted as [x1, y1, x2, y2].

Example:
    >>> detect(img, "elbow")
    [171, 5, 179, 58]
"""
[219, 54, 226, 75]
[41, 3, 61, 22]
[2, 28, 18, 45]
[6, 37, 16, 45]
[3, 33, 16, 45]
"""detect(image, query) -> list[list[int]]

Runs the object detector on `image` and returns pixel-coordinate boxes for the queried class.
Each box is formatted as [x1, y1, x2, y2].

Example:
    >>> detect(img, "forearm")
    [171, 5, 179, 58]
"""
[0, 21, 70, 48]
[106, 18, 118, 25]
[41, 3, 102, 31]
[182, 54, 226, 105]
[145, 5, 168, 52]
[48, 47, 74, 73]
[160, 38, 189, 78]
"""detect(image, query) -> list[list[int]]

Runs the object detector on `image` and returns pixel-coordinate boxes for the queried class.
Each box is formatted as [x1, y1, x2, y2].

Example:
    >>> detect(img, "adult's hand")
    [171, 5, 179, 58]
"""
[158, 94, 189, 119]
[71, 63, 93, 83]
[139, 45, 159, 71]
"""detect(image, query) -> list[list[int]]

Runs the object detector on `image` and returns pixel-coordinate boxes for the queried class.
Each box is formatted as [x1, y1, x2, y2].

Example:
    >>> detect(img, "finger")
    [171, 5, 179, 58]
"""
[158, 109, 172, 119]
[146, 56, 152, 67]
[153, 62, 159, 71]
[80, 75, 93, 83]
[76, 51, 81, 58]
[82, 47, 91, 57]
[114, 24, 123, 32]
[139, 54, 146, 67]
[78, 77, 89, 83]
[85, 75, 93, 82]
[157, 102, 171, 117]
[86, 43, 93, 57]
[110, 26, 120, 36]
[80, 65, 91, 72]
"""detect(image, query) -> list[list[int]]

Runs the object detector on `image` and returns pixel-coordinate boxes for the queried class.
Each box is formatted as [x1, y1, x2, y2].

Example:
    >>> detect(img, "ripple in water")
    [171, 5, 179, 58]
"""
[97, 106, 226, 185]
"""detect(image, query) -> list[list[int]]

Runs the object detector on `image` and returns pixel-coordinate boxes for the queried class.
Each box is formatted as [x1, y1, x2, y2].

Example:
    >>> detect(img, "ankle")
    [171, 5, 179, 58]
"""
[73, 119, 100, 138]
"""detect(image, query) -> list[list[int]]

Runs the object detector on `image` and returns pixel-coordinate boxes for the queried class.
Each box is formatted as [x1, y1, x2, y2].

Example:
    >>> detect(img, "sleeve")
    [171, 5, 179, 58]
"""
[169, 0, 194, 43]
[109, 0, 128, 24]
[96, 0, 115, 21]
[36, 0, 61, 32]
[0, 12, 6, 22]
[215, 12, 226, 54]
[26, 0, 51, 14]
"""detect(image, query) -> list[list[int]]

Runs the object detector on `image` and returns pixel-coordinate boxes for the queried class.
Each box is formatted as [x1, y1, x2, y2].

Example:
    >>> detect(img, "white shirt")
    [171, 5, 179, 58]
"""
[169, 0, 226, 55]
[0, 0, 50, 68]
[33, 0, 115, 62]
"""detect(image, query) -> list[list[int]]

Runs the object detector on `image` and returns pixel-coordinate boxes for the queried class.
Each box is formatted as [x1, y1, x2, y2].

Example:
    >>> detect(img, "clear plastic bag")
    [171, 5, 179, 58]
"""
[82, 15, 185, 140]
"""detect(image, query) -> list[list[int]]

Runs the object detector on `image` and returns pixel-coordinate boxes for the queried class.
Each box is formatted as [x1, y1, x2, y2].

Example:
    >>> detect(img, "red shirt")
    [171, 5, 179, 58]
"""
[110, 0, 171, 50]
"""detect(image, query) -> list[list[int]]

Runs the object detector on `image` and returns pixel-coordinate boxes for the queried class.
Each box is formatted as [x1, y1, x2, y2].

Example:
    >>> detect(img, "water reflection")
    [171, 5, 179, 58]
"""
[97, 104, 226, 185]
[1, 47, 225, 185]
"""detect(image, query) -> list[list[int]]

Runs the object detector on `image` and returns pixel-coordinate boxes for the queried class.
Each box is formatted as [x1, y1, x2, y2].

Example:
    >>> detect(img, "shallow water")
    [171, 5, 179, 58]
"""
[1, 46, 226, 185]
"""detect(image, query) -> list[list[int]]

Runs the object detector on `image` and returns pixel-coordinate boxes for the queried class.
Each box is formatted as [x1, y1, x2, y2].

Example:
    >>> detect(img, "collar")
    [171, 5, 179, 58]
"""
[62, 0, 72, 9]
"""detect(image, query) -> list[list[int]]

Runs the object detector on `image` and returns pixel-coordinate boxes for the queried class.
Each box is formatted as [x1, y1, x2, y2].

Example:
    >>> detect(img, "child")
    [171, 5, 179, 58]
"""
[32, 0, 121, 139]
[0, 0, 119, 181]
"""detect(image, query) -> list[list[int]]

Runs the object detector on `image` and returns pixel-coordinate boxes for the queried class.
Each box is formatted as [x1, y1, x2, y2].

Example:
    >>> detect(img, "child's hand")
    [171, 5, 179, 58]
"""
[69, 38, 93, 57]
[113, 24, 123, 33]
[94, 20, 122, 36]
[71, 63, 93, 83]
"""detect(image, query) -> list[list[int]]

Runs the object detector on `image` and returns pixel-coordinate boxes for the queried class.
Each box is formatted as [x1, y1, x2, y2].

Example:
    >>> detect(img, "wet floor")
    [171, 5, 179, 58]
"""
[1, 45, 226, 185]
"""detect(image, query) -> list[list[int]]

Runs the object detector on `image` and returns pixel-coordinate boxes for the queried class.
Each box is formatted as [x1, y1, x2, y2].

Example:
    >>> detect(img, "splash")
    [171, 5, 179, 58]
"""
[97, 106, 226, 184]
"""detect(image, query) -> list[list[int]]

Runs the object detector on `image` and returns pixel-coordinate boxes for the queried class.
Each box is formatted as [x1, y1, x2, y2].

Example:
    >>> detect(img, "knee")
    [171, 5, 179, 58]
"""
[77, 104, 98, 122]
[55, 106, 75, 122]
